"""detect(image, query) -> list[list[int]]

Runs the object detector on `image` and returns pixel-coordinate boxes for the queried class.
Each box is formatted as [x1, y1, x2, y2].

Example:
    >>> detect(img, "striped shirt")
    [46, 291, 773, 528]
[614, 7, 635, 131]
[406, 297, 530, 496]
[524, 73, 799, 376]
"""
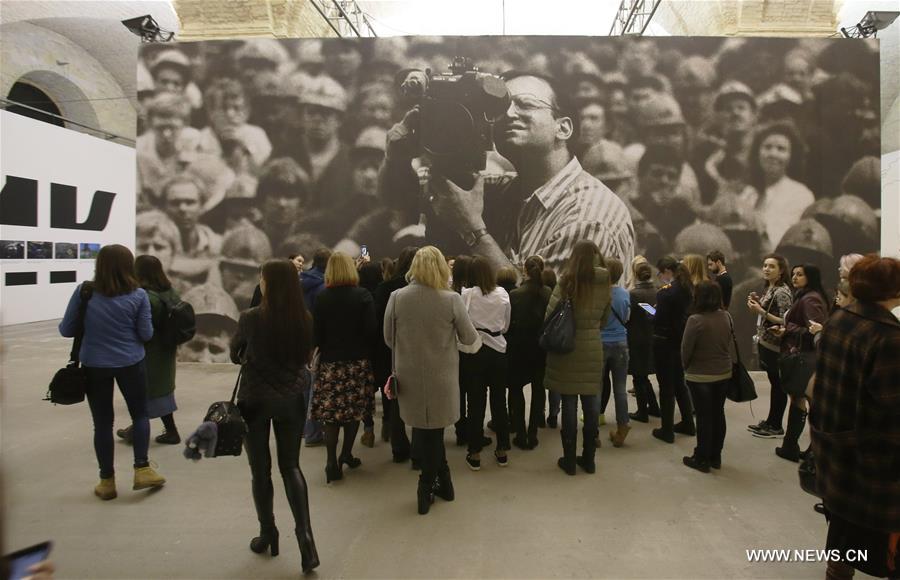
[485, 157, 635, 284]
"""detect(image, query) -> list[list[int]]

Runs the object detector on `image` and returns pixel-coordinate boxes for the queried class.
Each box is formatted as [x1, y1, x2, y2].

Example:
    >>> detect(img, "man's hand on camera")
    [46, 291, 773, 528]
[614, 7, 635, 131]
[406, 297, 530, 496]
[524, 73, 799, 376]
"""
[385, 107, 420, 162]
[431, 174, 486, 236]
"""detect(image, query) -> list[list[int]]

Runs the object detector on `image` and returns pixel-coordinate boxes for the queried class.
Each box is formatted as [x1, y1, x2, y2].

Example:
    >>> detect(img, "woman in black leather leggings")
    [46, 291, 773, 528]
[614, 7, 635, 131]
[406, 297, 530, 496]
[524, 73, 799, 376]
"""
[230, 259, 319, 574]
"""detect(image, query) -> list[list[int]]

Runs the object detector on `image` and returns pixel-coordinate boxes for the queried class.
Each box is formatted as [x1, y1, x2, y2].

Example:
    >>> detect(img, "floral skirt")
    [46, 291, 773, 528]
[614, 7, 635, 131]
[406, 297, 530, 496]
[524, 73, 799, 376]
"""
[309, 359, 375, 423]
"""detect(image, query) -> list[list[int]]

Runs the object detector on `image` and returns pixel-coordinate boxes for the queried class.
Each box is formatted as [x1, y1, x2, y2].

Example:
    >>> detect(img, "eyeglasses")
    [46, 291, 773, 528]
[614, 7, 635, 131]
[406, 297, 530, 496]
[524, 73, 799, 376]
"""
[509, 93, 557, 115]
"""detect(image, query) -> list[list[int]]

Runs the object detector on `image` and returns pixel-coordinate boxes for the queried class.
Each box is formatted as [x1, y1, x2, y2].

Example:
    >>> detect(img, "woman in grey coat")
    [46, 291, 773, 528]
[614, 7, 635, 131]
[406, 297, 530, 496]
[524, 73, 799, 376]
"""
[384, 246, 479, 515]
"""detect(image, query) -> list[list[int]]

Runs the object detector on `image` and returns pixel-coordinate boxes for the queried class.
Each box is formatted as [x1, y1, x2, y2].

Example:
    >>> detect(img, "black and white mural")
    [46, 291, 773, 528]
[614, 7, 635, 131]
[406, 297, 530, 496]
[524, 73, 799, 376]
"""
[136, 36, 881, 364]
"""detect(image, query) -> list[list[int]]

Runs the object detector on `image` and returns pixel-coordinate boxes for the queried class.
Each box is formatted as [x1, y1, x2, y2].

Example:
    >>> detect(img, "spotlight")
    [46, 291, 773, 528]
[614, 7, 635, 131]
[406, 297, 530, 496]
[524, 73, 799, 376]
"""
[122, 14, 175, 43]
[841, 10, 899, 38]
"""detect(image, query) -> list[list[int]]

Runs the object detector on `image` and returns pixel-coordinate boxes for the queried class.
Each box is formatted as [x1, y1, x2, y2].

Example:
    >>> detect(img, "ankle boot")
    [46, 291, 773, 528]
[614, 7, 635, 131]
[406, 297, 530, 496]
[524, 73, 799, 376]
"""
[776, 406, 807, 462]
[434, 466, 454, 501]
[557, 436, 577, 476]
[576, 436, 597, 474]
[250, 526, 279, 556]
[94, 476, 117, 500]
[417, 475, 435, 514]
[133, 465, 165, 490]
[609, 424, 631, 448]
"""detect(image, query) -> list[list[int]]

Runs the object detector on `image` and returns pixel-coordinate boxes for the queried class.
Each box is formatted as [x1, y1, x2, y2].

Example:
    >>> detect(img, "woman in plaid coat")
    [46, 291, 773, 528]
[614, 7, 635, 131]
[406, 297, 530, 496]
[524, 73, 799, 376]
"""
[810, 255, 900, 580]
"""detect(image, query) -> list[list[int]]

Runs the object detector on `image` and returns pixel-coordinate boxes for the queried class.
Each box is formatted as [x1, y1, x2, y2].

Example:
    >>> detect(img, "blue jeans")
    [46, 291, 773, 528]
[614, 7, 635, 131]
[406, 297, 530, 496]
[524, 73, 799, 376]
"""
[597, 342, 630, 426]
[85, 360, 150, 478]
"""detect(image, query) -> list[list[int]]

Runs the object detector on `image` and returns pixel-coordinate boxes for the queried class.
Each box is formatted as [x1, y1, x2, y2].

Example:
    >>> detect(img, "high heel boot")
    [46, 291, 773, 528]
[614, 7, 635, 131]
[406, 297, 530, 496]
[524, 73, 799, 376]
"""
[776, 406, 807, 462]
[250, 526, 279, 556]
[282, 466, 319, 573]
[417, 473, 436, 515]
[434, 465, 454, 501]
[557, 435, 577, 476]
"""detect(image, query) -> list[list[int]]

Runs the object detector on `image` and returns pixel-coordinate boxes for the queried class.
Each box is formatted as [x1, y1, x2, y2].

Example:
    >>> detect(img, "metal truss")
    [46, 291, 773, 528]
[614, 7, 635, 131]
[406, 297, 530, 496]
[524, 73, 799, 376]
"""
[608, 0, 662, 36]
[309, 0, 377, 37]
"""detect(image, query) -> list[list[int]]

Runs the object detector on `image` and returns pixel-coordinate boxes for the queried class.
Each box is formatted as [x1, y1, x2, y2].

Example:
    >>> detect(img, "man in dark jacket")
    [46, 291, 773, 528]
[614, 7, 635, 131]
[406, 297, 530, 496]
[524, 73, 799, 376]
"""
[302, 248, 331, 312]
[302, 248, 331, 446]
[706, 250, 733, 309]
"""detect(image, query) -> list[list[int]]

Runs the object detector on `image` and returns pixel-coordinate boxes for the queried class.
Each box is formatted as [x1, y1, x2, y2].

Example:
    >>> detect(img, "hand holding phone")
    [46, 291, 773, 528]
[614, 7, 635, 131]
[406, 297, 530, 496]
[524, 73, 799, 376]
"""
[3, 541, 53, 580]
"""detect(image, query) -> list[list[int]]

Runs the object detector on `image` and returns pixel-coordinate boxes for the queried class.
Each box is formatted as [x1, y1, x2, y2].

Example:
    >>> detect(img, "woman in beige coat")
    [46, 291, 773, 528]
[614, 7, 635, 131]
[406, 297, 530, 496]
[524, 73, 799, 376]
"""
[544, 240, 612, 476]
[384, 246, 479, 515]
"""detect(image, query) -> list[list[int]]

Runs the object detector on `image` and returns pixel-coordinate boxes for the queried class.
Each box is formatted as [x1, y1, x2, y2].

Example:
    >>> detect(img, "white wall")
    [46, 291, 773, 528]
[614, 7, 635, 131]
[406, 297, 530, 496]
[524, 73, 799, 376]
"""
[0, 111, 136, 326]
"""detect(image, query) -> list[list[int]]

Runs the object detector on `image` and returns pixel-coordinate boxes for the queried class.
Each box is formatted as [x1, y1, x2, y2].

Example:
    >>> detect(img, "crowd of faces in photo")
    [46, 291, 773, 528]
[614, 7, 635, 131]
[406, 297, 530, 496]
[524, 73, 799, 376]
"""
[133, 36, 881, 363]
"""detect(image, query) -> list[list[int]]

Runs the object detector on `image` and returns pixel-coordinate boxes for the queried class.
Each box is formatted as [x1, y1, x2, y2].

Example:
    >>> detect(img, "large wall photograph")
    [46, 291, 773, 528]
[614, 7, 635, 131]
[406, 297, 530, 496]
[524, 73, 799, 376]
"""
[135, 36, 881, 365]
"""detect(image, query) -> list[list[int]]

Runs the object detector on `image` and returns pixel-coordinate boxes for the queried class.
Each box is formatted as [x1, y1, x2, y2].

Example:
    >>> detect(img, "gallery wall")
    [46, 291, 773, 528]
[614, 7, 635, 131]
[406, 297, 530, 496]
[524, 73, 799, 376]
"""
[0, 110, 136, 326]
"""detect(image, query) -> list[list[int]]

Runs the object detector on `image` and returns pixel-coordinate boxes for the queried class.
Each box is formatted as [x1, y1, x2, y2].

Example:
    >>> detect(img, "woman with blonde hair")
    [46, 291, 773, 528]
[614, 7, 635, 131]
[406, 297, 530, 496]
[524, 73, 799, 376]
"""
[682, 254, 710, 287]
[309, 252, 377, 483]
[384, 246, 479, 514]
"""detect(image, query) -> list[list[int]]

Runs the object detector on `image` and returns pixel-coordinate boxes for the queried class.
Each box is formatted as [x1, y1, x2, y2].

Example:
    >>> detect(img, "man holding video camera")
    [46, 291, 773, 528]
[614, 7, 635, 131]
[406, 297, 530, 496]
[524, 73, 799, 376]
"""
[382, 70, 635, 280]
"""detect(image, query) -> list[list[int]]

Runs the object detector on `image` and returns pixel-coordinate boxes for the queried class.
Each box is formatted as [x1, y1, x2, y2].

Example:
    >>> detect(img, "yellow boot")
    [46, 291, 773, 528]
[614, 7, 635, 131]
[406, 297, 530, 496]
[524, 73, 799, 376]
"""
[94, 477, 117, 500]
[609, 424, 631, 448]
[133, 465, 166, 490]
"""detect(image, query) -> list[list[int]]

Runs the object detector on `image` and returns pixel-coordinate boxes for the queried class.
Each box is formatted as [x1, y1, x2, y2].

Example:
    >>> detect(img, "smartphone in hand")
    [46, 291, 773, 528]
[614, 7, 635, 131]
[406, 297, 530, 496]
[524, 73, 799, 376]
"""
[3, 541, 52, 580]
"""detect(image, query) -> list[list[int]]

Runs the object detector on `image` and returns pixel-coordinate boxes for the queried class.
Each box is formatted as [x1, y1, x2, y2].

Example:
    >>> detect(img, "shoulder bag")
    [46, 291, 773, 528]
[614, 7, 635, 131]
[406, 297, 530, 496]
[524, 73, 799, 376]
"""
[726, 313, 757, 403]
[779, 348, 816, 398]
[46, 283, 94, 405]
[203, 367, 248, 457]
[539, 297, 576, 354]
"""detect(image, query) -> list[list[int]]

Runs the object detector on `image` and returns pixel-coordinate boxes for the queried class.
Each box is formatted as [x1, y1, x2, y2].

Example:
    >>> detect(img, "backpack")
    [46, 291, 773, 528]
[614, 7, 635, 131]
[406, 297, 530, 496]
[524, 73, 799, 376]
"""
[539, 297, 576, 354]
[153, 291, 196, 345]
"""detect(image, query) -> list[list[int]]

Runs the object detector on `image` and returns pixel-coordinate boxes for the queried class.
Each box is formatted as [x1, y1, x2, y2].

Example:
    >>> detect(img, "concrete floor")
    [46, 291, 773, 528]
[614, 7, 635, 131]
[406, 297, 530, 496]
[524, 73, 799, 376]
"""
[0, 320, 857, 579]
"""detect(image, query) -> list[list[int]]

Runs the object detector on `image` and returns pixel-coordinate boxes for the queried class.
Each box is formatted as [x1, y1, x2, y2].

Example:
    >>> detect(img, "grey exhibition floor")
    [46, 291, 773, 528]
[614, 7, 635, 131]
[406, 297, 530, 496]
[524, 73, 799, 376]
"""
[0, 320, 857, 579]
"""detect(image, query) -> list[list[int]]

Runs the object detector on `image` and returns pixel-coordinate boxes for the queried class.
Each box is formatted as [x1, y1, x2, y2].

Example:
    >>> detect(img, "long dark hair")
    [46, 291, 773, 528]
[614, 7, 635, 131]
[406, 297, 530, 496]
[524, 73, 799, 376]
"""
[93, 244, 139, 297]
[451, 254, 472, 293]
[469, 256, 497, 295]
[135, 255, 172, 292]
[561, 240, 604, 306]
[763, 253, 791, 288]
[259, 259, 312, 365]
[793, 264, 828, 304]
[657, 255, 693, 295]
[394, 246, 419, 282]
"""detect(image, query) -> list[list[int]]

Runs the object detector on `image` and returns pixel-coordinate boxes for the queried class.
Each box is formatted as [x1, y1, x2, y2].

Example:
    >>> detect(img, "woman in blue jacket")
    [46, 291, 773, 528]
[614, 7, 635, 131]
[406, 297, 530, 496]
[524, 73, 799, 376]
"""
[59, 244, 165, 501]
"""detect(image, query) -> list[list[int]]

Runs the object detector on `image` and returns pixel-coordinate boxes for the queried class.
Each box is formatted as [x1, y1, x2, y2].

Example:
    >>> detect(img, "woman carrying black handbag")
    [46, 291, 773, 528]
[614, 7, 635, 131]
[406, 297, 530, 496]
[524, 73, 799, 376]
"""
[769, 264, 828, 463]
[229, 259, 320, 574]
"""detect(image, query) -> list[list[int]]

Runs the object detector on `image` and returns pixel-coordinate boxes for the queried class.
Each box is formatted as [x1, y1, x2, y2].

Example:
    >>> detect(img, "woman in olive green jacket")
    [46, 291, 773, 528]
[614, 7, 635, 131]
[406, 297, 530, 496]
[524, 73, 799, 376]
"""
[118, 255, 182, 444]
[544, 241, 612, 476]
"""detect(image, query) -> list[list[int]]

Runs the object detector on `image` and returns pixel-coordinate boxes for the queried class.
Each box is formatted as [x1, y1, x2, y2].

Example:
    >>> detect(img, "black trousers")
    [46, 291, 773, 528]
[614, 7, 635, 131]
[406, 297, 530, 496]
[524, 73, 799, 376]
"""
[653, 337, 693, 433]
[411, 428, 447, 483]
[242, 396, 315, 539]
[760, 346, 787, 429]
[686, 379, 728, 463]
[461, 346, 510, 454]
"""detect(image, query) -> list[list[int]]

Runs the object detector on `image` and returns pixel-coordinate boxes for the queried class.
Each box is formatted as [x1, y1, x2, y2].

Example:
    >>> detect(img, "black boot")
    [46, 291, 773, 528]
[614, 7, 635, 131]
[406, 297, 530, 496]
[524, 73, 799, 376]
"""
[250, 476, 277, 555]
[557, 435, 577, 476]
[576, 435, 597, 474]
[281, 467, 319, 573]
[417, 474, 435, 514]
[434, 466, 454, 501]
[776, 406, 807, 463]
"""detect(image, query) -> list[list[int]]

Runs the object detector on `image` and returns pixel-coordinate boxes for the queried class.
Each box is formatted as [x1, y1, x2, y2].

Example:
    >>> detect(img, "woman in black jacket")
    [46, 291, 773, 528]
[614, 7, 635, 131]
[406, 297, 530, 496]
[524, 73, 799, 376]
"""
[506, 256, 551, 450]
[373, 247, 418, 462]
[230, 259, 319, 573]
[651, 256, 695, 443]
[627, 260, 660, 422]
[309, 252, 377, 483]
[771, 264, 828, 462]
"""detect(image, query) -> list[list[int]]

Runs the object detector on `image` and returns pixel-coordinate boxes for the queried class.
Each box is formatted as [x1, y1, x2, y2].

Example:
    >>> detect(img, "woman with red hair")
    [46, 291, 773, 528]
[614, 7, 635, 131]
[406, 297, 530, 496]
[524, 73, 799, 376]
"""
[810, 254, 900, 580]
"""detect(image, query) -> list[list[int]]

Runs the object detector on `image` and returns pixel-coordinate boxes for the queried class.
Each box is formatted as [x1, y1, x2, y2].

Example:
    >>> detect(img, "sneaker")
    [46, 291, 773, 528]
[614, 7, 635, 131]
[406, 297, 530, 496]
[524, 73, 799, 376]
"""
[465, 454, 481, 471]
[155, 431, 181, 445]
[494, 451, 509, 467]
[682, 455, 711, 473]
[747, 420, 770, 433]
[751, 424, 785, 439]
